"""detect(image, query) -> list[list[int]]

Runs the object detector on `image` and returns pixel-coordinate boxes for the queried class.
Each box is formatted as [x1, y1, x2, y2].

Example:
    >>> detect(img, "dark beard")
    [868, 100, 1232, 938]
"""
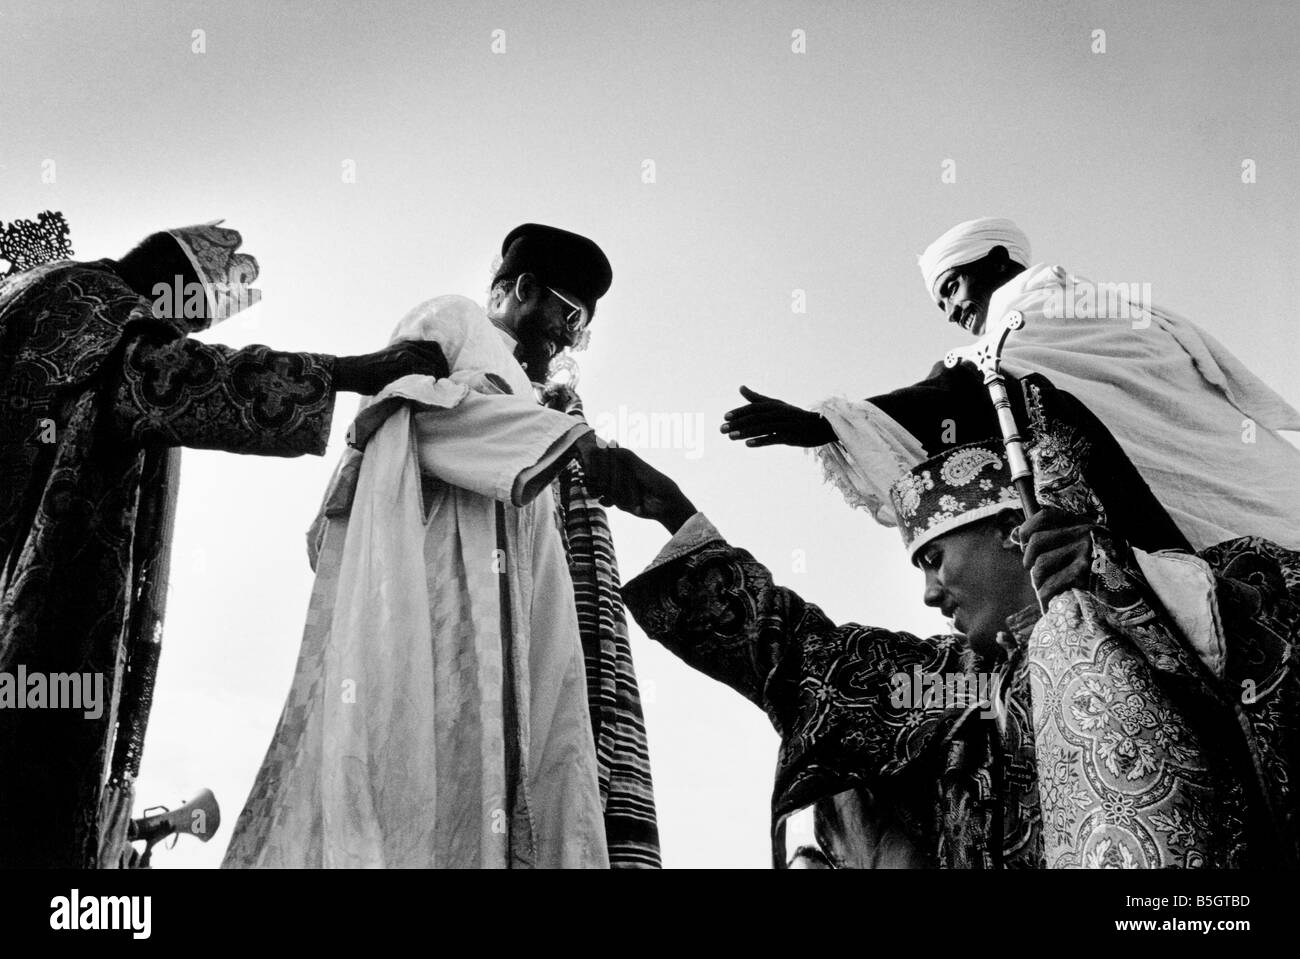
[514, 341, 553, 383]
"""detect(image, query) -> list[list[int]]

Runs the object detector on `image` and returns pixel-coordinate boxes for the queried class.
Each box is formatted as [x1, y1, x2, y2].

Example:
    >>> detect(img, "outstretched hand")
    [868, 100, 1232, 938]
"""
[573, 433, 642, 513]
[720, 386, 836, 448]
[574, 437, 696, 533]
[1016, 506, 1096, 605]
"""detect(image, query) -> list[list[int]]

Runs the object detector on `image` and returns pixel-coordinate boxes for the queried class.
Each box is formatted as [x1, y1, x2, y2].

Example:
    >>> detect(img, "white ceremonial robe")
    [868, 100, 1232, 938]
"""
[816, 264, 1300, 551]
[222, 295, 608, 868]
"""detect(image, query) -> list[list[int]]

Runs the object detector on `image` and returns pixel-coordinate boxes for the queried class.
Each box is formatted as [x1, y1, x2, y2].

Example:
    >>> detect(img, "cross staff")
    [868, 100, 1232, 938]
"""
[944, 309, 1039, 520]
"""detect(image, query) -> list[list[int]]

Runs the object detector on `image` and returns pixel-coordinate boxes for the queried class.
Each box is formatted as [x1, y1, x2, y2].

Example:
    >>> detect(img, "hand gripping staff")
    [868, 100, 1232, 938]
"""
[943, 308, 1046, 615]
[943, 309, 1039, 521]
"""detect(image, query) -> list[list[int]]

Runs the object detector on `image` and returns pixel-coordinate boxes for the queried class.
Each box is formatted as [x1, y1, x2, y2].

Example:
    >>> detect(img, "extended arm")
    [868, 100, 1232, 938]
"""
[111, 332, 337, 456]
[620, 501, 954, 765]
[110, 323, 451, 457]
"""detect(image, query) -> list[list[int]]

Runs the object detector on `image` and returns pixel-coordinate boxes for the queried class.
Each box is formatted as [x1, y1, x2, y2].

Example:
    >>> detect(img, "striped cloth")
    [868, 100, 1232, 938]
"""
[546, 386, 661, 868]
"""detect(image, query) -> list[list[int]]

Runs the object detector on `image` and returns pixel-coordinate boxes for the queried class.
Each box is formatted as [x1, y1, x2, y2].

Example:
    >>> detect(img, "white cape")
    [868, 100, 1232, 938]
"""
[816, 264, 1300, 551]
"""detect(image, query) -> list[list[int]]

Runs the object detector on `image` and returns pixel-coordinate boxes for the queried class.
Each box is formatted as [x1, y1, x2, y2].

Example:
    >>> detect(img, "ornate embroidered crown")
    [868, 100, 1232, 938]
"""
[888, 439, 1022, 560]
[0, 210, 74, 278]
[164, 221, 261, 325]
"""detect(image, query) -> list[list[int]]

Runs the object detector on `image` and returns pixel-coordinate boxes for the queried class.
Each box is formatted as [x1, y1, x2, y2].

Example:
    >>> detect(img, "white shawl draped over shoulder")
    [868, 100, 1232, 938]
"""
[815, 265, 1300, 551]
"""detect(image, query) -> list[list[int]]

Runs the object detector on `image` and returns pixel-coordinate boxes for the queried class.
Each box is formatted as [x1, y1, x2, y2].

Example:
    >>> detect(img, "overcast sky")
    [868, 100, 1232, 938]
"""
[3, 0, 1298, 867]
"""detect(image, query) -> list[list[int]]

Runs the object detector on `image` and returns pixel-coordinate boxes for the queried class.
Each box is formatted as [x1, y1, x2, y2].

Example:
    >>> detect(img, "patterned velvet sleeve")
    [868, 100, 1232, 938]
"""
[110, 332, 336, 457]
[622, 517, 957, 760]
[1201, 535, 1300, 866]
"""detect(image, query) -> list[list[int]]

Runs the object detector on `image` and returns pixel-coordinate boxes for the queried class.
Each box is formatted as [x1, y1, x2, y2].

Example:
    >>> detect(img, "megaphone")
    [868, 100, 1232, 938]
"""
[127, 789, 221, 865]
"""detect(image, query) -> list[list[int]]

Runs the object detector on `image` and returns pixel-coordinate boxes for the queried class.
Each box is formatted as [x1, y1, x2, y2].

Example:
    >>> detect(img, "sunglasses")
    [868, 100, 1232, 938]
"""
[546, 286, 590, 342]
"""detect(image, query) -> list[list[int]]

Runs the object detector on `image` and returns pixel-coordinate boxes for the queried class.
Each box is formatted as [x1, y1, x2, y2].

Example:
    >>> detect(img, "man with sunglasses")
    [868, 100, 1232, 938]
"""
[483, 225, 661, 868]
[487, 270, 590, 381]
[225, 224, 660, 869]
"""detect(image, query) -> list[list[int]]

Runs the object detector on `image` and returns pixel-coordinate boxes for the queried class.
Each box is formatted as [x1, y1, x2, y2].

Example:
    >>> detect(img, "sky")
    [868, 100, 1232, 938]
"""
[2, 0, 1298, 867]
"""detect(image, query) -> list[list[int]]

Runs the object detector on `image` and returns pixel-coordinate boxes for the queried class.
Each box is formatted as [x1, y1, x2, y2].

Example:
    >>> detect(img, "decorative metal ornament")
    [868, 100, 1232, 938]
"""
[0, 210, 74, 278]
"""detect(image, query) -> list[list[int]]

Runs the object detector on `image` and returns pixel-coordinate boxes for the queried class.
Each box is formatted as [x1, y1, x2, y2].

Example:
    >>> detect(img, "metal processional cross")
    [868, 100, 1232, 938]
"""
[943, 308, 1040, 520]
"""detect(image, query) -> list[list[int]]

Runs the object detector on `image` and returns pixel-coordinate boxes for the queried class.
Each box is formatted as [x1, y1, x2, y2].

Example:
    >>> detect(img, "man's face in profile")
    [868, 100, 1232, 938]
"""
[491, 273, 583, 381]
[518, 290, 580, 356]
[916, 512, 1032, 655]
[933, 247, 1015, 337]
[511, 278, 587, 382]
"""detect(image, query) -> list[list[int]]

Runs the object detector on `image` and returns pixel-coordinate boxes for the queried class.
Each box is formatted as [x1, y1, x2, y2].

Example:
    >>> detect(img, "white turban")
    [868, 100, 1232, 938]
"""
[917, 217, 1031, 304]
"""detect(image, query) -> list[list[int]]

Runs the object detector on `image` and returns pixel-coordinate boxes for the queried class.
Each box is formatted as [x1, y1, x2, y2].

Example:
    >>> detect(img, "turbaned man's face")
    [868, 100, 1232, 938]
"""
[933, 248, 1021, 338]
[934, 262, 998, 337]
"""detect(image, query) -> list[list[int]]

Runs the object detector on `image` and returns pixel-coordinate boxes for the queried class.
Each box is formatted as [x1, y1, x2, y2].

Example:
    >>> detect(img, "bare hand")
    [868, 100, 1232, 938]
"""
[578, 442, 696, 532]
[1017, 507, 1095, 604]
[334, 340, 450, 395]
[573, 434, 641, 512]
[721, 386, 835, 448]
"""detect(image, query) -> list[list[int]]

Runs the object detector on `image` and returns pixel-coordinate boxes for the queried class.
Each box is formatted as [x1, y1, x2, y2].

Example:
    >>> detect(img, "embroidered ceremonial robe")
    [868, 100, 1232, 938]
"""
[0, 260, 335, 867]
[622, 513, 1047, 869]
[1020, 377, 1300, 867]
[622, 513, 1296, 868]
[625, 378, 1297, 869]
[223, 295, 609, 868]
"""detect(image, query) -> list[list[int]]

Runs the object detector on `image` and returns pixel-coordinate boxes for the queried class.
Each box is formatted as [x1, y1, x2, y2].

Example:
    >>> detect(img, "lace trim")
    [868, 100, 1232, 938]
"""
[812, 442, 880, 515]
